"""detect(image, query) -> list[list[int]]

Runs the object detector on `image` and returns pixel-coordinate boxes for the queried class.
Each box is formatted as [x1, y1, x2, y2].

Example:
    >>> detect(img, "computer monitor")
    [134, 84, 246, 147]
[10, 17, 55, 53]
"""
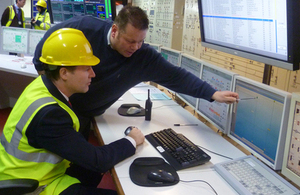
[62, 3, 73, 13]
[63, 13, 74, 21]
[52, 12, 64, 23]
[85, 3, 98, 17]
[50, 1, 62, 12]
[49, 0, 113, 23]
[176, 53, 202, 109]
[84, 0, 112, 20]
[28, 29, 46, 55]
[228, 76, 291, 170]
[198, 0, 300, 70]
[160, 47, 181, 67]
[282, 92, 300, 186]
[160, 47, 182, 94]
[197, 63, 237, 134]
[73, 3, 85, 16]
[145, 42, 162, 53]
[2, 27, 28, 54]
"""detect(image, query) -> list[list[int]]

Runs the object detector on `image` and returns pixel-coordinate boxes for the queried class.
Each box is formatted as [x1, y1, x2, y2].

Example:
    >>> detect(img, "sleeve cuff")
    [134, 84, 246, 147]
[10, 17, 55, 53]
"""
[35, 20, 41, 26]
[125, 136, 136, 148]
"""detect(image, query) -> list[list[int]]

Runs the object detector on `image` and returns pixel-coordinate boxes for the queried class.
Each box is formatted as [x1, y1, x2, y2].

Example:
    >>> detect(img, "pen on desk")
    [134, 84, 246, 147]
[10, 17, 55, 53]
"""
[174, 124, 198, 126]
[237, 97, 258, 101]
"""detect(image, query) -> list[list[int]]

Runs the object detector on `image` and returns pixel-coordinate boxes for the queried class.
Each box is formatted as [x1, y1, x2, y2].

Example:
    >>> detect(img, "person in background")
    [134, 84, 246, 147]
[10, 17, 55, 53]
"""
[33, 5, 239, 140]
[1, 0, 26, 55]
[1, 0, 26, 28]
[0, 28, 144, 195]
[31, 0, 51, 30]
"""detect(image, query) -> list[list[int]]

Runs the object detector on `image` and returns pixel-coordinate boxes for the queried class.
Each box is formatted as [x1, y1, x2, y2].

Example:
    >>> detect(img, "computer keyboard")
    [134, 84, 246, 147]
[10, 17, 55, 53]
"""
[145, 128, 211, 170]
[214, 155, 300, 195]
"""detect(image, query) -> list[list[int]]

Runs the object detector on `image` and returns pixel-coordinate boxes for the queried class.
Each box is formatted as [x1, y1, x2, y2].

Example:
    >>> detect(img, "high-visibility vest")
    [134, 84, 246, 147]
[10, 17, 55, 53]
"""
[6, 5, 25, 28]
[34, 10, 51, 30]
[0, 76, 80, 194]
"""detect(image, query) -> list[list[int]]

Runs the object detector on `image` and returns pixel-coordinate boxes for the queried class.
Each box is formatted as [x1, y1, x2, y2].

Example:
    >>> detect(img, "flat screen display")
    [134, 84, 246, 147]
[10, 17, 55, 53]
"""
[197, 63, 236, 133]
[198, 0, 300, 70]
[229, 76, 291, 170]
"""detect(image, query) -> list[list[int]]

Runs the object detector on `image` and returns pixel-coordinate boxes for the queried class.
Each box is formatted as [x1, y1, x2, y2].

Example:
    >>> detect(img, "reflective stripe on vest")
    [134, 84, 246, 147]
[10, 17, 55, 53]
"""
[0, 97, 63, 164]
[35, 12, 51, 30]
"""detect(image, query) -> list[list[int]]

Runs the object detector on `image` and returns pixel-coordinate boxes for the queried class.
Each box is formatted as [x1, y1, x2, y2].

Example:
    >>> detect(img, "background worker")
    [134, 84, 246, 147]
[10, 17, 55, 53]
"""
[0, 28, 144, 195]
[1, 0, 27, 55]
[31, 0, 51, 30]
[1, 0, 26, 28]
[33, 5, 239, 139]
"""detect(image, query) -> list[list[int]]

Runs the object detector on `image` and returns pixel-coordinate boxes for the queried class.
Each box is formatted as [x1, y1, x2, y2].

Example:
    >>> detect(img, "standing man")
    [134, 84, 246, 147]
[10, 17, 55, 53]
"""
[0, 28, 144, 195]
[31, 0, 51, 30]
[33, 5, 239, 139]
[1, 0, 26, 28]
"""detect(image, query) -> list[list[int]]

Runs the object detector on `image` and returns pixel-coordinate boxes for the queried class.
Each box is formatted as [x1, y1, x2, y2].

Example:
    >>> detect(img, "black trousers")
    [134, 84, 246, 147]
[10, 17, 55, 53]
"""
[60, 164, 117, 195]
[60, 184, 117, 195]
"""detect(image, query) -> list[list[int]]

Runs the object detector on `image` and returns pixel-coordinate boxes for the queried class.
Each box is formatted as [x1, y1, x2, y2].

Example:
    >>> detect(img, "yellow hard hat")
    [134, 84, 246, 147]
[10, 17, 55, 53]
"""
[40, 28, 100, 66]
[36, 0, 47, 8]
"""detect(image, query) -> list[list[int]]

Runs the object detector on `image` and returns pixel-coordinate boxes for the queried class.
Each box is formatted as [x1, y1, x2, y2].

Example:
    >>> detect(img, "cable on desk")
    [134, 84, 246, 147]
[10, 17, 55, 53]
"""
[197, 145, 233, 160]
[180, 180, 218, 195]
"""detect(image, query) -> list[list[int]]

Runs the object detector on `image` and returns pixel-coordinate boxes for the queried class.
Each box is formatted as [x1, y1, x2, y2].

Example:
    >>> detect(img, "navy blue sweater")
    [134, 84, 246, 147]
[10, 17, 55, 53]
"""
[33, 16, 216, 117]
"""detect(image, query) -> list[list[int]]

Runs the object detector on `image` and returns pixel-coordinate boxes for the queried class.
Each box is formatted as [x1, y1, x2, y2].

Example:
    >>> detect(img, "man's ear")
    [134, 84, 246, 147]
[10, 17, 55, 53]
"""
[59, 67, 68, 81]
[111, 24, 118, 38]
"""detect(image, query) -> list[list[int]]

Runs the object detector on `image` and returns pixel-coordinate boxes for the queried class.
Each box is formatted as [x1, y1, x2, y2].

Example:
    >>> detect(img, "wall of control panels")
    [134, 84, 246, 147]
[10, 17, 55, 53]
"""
[132, 0, 300, 95]
[132, 0, 184, 50]
[50, 0, 112, 24]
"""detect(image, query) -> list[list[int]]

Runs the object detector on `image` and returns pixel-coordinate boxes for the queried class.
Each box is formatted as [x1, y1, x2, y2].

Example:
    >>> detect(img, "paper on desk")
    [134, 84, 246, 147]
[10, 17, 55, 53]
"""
[134, 82, 149, 87]
[129, 87, 171, 100]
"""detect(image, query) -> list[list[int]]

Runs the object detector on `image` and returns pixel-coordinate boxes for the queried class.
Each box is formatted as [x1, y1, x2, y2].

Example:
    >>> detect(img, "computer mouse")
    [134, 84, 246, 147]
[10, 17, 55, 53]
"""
[147, 169, 175, 183]
[21, 63, 27, 69]
[126, 107, 142, 115]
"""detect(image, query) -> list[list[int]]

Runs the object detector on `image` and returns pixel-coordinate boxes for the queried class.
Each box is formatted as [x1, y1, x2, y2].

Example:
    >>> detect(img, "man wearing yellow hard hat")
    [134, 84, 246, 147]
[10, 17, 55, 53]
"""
[31, 0, 51, 30]
[0, 28, 144, 195]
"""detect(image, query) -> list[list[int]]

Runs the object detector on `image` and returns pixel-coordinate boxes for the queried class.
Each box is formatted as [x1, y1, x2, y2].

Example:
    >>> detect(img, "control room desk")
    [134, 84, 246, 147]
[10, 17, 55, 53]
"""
[94, 87, 246, 195]
[0, 54, 38, 108]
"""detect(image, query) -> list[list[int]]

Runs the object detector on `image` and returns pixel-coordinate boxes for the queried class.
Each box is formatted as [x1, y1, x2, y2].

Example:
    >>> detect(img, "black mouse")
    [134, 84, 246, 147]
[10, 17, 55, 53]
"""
[147, 169, 175, 183]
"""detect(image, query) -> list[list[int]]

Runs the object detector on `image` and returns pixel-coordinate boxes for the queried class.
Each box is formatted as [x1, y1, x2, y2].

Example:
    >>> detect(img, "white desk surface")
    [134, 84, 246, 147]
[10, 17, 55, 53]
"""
[0, 54, 38, 108]
[95, 85, 246, 195]
[0, 54, 38, 78]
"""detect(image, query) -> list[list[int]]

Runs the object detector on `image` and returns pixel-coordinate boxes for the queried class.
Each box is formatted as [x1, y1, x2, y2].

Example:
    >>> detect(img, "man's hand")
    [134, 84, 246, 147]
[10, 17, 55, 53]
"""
[127, 127, 145, 146]
[31, 18, 36, 25]
[212, 91, 239, 104]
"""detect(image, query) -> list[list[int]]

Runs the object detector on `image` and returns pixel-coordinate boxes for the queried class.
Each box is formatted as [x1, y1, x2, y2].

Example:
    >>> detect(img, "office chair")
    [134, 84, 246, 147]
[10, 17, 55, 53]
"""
[0, 178, 39, 195]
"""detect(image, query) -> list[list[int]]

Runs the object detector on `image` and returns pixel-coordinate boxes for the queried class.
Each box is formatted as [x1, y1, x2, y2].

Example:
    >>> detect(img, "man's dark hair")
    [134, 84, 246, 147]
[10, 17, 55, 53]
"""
[113, 5, 149, 32]
[43, 64, 76, 81]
